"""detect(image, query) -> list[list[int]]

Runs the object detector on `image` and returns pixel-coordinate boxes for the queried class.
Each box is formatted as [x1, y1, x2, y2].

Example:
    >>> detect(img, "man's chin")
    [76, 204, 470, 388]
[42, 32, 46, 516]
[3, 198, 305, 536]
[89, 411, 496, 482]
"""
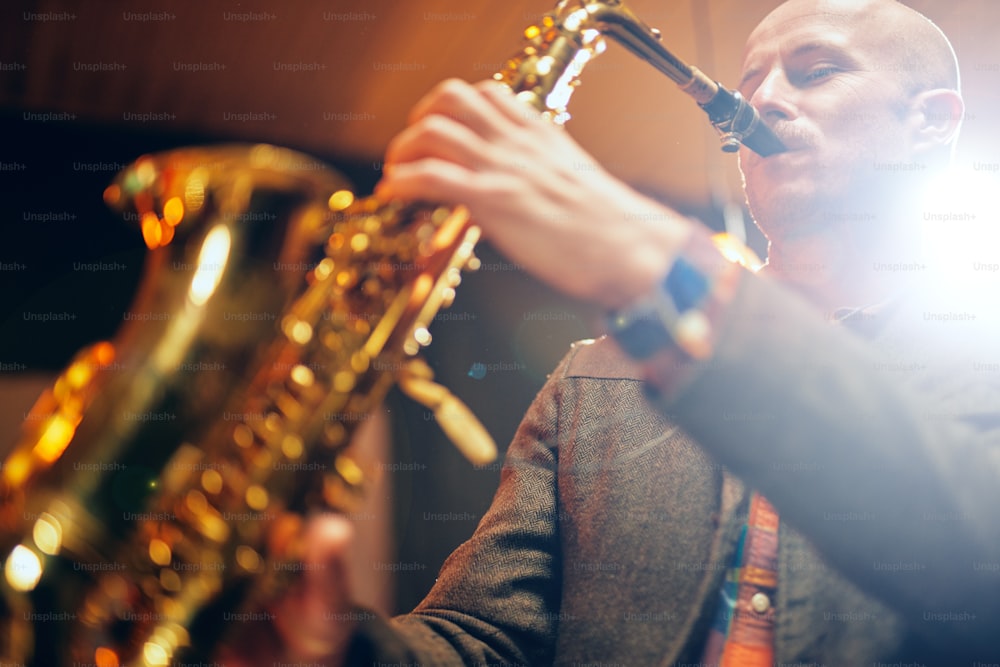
[747, 184, 832, 240]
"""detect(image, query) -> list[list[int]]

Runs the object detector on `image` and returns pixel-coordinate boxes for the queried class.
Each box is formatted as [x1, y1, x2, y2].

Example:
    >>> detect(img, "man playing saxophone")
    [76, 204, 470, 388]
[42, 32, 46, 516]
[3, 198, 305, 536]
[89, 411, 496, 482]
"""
[226, 0, 1000, 664]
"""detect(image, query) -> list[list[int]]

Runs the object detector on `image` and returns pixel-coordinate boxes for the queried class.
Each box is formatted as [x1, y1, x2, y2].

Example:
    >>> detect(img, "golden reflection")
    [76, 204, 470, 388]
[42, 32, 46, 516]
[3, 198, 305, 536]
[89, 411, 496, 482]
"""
[184, 170, 206, 213]
[290, 364, 315, 387]
[188, 225, 231, 307]
[328, 189, 354, 211]
[142, 640, 170, 667]
[235, 545, 262, 573]
[281, 434, 304, 460]
[31, 513, 63, 556]
[141, 212, 162, 250]
[334, 455, 364, 486]
[163, 196, 184, 227]
[33, 413, 79, 463]
[148, 538, 172, 567]
[245, 485, 269, 511]
[200, 469, 223, 495]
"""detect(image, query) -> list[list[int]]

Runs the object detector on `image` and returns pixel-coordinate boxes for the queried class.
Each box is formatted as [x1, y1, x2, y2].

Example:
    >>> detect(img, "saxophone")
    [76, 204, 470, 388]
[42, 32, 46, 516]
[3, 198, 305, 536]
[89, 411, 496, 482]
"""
[0, 1, 780, 665]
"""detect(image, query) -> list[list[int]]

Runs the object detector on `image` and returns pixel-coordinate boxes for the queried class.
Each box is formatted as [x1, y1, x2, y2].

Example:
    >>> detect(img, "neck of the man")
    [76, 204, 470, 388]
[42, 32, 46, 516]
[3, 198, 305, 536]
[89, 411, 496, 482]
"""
[762, 207, 922, 316]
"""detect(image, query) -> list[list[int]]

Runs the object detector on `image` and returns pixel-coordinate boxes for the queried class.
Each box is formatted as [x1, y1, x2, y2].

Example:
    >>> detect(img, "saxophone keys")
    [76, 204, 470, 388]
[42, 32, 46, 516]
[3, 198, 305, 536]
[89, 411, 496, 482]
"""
[323, 421, 347, 449]
[327, 190, 354, 212]
[147, 538, 172, 567]
[158, 568, 182, 593]
[280, 433, 305, 461]
[200, 468, 224, 495]
[334, 454, 365, 487]
[235, 545, 263, 573]
[289, 363, 315, 388]
[245, 485, 269, 512]
[282, 315, 314, 345]
[332, 370, 356, 393]
[322, 465, 366, 514]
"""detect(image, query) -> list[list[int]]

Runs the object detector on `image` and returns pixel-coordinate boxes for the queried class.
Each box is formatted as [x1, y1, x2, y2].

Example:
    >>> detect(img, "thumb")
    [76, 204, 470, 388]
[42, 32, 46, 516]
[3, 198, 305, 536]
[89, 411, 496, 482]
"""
[271, 514, 357, 664]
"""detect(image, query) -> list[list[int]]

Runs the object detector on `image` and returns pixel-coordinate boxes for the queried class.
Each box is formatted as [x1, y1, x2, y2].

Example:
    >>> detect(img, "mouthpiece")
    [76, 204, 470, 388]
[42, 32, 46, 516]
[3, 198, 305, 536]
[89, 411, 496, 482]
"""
[695, 76, 786, 157]
[582, 1, 786, 156]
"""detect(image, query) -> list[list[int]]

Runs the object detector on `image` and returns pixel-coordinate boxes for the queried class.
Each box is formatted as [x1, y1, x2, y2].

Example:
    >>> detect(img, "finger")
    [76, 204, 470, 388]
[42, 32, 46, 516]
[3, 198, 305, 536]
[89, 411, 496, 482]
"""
[384, 113, 494, 172]
[474, 79, 546, 127]
[376, 157, 507, 207]
[408, 78, 516, 142]
[302, 514, 352, 606]
[271, 515, 355, 662]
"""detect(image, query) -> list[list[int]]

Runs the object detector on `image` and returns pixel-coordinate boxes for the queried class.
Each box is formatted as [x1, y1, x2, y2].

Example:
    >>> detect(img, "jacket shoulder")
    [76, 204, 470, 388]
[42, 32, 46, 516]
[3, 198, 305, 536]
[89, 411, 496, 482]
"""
[559, 336, 645, 381]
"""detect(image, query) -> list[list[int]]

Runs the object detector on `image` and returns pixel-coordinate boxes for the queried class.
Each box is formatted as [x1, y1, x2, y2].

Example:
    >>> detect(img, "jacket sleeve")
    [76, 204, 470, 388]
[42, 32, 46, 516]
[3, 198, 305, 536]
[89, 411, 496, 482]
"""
[653, 272, 1000, 655]
[347, 348, 572, 666]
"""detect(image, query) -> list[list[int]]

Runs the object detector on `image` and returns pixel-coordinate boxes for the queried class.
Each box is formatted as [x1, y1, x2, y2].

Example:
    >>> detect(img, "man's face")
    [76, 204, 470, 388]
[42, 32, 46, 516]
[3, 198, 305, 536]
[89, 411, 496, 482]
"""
[737, 0, 919, 237]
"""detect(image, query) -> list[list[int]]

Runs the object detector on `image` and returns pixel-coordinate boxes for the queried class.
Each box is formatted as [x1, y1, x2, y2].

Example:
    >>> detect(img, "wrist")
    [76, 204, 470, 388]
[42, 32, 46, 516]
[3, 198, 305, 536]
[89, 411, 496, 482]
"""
[606, 230, 742, 361]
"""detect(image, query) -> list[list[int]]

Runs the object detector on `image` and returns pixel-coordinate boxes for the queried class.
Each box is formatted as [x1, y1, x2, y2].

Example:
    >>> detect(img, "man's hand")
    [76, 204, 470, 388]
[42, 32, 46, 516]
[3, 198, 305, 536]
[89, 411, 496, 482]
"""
[376, 78, 695, 310]
[217, 515, 357, 667]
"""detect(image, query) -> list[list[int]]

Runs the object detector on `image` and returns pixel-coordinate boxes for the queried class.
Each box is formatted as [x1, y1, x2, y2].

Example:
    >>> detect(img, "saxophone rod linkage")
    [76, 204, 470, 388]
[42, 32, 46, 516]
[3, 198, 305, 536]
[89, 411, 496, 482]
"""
[586, 2, 787, 157]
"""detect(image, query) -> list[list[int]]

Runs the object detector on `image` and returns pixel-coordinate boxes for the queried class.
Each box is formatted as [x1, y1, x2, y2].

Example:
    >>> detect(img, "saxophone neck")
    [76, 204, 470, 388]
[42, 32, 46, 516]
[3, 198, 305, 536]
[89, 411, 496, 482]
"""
[493, 1, 612, 124]
[497, 0, 786, 154]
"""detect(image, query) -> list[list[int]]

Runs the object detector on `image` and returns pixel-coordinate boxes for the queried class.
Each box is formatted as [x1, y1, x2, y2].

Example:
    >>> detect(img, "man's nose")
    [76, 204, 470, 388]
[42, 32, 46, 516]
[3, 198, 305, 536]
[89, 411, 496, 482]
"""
[749, 68, 798, 121]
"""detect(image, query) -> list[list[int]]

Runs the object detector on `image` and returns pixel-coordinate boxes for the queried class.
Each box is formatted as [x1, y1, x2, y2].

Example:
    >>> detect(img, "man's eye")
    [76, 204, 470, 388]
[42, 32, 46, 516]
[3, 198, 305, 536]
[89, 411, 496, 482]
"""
[803, 66, 838, 83]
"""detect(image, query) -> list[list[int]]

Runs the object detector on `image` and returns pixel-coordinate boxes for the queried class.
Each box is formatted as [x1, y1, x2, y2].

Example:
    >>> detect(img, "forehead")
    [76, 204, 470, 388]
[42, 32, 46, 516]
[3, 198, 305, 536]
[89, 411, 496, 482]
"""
[741, 1, 878, 72]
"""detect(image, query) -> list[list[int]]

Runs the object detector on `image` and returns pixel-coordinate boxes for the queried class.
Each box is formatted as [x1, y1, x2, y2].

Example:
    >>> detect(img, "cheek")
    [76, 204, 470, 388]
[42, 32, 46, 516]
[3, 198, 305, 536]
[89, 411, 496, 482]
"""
[815, 96, 910, 160]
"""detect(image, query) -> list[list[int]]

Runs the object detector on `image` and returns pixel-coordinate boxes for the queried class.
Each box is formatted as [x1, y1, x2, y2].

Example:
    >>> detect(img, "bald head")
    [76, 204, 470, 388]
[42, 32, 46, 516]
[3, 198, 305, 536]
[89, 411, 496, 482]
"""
[750, 0, 960, 95]
[737, 0, 966, 251]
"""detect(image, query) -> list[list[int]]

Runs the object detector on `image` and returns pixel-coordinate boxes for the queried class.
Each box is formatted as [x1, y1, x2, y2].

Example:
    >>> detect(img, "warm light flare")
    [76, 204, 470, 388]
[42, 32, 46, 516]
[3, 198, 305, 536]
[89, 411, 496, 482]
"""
[95, 647, 120, 667]
[141, 212, 163, 249]
[65, 357, 95, 390]
[290, 364, 315, 387]
[188, 225, 231, 306]
[142, 640, 170, 667]
[328, 189, 354, 211]
[93, 341, 115, 366]
[163, 196, 184, 226]
[4, 545, 42, 592]
[711, 232, 764, 272]
[148, 538, 172, 567]
[2, 451, 32, 488]
[32, 513, 63, 556]
[33, 412, 80, 463]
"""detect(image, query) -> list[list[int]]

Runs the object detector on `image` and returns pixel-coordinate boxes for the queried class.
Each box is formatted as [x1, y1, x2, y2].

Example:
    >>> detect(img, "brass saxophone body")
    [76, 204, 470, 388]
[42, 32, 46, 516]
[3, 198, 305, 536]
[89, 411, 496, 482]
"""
[0, 1, 774, 664]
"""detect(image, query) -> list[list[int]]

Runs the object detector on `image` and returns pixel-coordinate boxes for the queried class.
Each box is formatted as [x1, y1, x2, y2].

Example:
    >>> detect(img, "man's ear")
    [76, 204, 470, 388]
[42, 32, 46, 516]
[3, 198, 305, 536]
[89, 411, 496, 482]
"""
[909, 88, 964, 154]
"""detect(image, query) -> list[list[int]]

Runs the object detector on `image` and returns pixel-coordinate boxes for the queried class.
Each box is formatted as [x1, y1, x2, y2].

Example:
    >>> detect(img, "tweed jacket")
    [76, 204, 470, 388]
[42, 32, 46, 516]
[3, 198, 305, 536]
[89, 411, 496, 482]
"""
[351, 274, 1000, 666]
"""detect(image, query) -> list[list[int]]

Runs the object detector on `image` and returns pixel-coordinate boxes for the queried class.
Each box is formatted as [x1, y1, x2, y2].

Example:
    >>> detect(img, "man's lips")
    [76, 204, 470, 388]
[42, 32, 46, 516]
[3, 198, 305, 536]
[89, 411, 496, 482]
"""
[765, 125, 816, 153]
